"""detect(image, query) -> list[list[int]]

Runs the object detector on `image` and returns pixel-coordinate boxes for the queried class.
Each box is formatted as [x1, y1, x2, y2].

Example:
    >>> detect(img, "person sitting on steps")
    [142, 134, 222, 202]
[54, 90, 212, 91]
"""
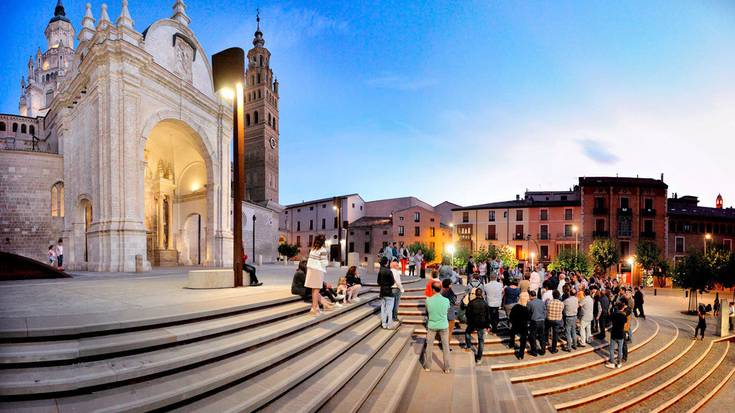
[240, 246, 262, 287]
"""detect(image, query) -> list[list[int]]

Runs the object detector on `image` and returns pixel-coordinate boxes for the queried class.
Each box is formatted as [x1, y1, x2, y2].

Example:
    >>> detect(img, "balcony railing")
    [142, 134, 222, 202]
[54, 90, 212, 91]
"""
[618, 207, 632, 216]
[485, 235, 497, 241]
[617, 230, 632, 237]
[593, 207, 608, 215]
[640, 231, 656, 239]
[513, 233, 525, 240]
[557, 232, 575, 240]
[641, 208, 656, 217]
[538, 233, 550, 241]
[592, 230, 610, 238]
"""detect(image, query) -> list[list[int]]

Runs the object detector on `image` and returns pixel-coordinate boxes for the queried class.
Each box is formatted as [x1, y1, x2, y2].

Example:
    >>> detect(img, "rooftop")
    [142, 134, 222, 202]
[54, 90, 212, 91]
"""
[579, 176, 668, 189]
[452, 198, 580, 211]
[283, 194, 360, 209]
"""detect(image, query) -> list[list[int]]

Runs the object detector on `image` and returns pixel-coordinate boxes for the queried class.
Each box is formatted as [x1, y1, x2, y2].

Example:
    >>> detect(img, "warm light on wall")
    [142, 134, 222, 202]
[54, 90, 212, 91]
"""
[190, 182, 201, 192]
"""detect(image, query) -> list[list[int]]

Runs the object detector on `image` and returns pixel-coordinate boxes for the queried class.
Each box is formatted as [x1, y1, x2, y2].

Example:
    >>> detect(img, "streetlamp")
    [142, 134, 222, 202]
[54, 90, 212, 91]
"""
[627, 255, 635, 285]
[530, 251, 536, 270]
[252, 215, 256, 264]
[333, 200, 343, 266]
[704, 233, 712, 254]
[572, 225, 579, 254]
[446, 244, 456, 268]
[212, 47, 245, 287]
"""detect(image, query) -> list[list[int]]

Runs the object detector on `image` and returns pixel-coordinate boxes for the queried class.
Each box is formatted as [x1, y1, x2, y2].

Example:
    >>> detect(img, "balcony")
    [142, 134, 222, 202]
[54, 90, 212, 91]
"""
[593, 206, 608, 215]
[513, 233, 525, 240]
[640, 231, 656, 239]
[617, 230, 632, 238]
[618, 207, 632, 216]
[592, 230, 610, 238]
[538, 233, 550, 241]
[556, 232, 575, 240]
[641, 208, 656, 217]
[485, 235, 497, 241]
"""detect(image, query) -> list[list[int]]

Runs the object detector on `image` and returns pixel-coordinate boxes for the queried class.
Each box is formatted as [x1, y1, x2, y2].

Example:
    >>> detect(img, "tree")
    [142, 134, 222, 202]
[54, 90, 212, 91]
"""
[407, 241, 436, 263]
[636, 240, 662, 287]
[277, 243, 299, 261]
[708, 246, 735, 301]
[589, 239, 619, 277]
[653, 259, 671, 288]
[548, 249, 589, 274]
[673, 249, 713, 313]
[444, 245, 470, 268]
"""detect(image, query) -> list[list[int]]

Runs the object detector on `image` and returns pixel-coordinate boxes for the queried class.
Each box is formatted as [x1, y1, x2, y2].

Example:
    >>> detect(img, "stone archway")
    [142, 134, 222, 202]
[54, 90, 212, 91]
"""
[142, 119, 213, 267]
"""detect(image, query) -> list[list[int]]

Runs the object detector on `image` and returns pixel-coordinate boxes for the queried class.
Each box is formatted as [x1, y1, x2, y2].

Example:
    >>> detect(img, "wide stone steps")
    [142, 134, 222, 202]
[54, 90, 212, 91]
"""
[357, 340, 422, 413]
[319, 328, 414, 413]
[0, 300, 310, 365]
[173, 315, 387, 412]
[0, 298, 380, 412]
[691, 345, 735, 413]
[548, 320, 707, 412]
[520, 318, 664, 391]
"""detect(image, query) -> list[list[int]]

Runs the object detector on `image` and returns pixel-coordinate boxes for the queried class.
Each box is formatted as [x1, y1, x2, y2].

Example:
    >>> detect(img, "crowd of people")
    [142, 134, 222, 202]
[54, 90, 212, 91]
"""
[380, 242, 427, 278]
[421, 259, 648, 372]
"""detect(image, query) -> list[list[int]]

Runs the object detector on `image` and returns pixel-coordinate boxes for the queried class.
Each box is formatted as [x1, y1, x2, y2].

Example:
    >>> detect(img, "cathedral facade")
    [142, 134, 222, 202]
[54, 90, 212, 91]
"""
[1, 0, 281, 272]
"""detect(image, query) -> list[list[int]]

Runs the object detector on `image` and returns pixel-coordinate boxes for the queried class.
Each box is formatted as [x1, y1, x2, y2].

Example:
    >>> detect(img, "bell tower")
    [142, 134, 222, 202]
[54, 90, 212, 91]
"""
[244, 11, 280, 204]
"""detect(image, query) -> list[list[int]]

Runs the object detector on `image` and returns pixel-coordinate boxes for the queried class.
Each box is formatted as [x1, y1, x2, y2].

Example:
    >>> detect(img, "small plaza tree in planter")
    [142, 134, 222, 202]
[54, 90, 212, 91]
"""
[589, 238, 619, 278]
[278, 242, 300, 263]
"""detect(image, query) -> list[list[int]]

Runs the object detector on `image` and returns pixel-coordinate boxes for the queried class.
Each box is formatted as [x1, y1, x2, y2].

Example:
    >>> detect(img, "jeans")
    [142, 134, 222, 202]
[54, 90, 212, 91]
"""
[392, 289, 402, 320]
[564, 316, 577, 349]
[529, 320, 545, 354]
[424, 328, 450, 370]
[243, 263, 259, 284]
[464, 325, 485, 362]
[409, 265, 415, 277]
[579, 319, 592, 344]
[609, 338, 624, 365]
[381, 296, 395, 328]
[546, 320, 562, 352]
[57, 254, 64, 268]
[489, 307, 500, 333]
[695, 321, 706, 338]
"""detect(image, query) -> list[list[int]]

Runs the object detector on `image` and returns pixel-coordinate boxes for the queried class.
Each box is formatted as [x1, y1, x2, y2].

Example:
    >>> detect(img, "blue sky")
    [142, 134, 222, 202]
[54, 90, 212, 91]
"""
[1, 0, 734, 207]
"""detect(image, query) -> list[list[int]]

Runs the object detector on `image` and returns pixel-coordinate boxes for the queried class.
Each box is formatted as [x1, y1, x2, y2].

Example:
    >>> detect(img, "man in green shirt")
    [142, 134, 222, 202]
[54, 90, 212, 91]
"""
[423, 283, 451, 373]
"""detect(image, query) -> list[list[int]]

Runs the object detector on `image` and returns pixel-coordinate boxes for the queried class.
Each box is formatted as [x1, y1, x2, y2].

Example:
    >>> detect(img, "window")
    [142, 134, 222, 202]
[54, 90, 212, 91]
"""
[594, 197, 605, 209]
[516, 210, 523, 221]
[309, 206, 313, 211]
[675, 236, 685, 253]
[414, 226, 420, 236]
[644, 198, 653, 210]
[487, 225, 497, 240]
[296, 236, 301, 246]
[564, 224, 573, 237]
[724, 239, 732, 251]
[308, 234, 313, 247]
[515, 245, 523, 259]
[29, 125, 35, 135]
[349, 242, 354, 253]
[430, 241, 436, 251]
[50, 182, 64, 217]
[257, 73, 261, 84]
[321, 218, 326, 230]
[296, 221, 301, 231]
[352, 203, 355, 208]
[254, 111, 259, 124]
[399, 216, 404, 221]
[503, 211, 508, 218]
[268, 113, 271, 126]
[21, 124, 27, 134]
[322, 204, 326, 208]
[430, 218, 435, 222]
[364, 242, 371, 254]
[488, 211, 495, 221]
[564, 208, 573, 220]
[540, 245, 549, 259]
[620, 241, 630, 258]
[12, 123, 18, 132]
[334, 217, 338, 229]
[515, 224, 524, 239]
[644, 219, 654, 233]
[309, 220, 313, 230]
[414, 212, 420, 222]
[540, 209, 548, 221]
[430, 227, 435, 237]
[0, 122, 5, 131]
[620, 197, 630, 209]
[383, 230, 388, 235]
[398, 226, 405, 236]
[595, 219, 605, 232]
[539, 224, 549, 240]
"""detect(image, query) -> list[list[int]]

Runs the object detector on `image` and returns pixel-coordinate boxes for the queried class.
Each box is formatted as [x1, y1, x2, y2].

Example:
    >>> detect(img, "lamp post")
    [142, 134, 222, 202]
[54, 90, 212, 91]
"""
[446, 244, 456, 268]
[572, 225, 579, 254]
[333, 199, 343, 266]
[530, 251, 536, 270]
[252, 215, 256, 264]
[212, 47, 245, 287]
[627, 256, 635, 285]
[704, 233, 712, 255]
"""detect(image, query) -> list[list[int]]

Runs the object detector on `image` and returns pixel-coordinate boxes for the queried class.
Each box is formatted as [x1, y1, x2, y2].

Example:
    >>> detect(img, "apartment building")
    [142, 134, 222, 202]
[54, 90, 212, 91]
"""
[668, 193, 735, 262]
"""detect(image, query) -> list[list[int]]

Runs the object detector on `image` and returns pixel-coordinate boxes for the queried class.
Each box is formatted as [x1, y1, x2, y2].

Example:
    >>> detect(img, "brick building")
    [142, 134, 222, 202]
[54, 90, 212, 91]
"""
[451, 190, 581, 266]
[668, 194, 735, 262]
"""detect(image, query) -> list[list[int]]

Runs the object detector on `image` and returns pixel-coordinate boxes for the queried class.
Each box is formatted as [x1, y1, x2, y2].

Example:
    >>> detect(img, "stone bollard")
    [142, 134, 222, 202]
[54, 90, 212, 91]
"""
[135, 255, 144, 272]
[258, 255, 263, 266]
[366, 256, 375, 274]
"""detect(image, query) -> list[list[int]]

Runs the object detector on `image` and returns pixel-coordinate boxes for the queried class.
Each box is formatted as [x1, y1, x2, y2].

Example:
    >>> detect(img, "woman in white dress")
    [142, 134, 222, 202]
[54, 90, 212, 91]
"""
[305, 234, 329, 315]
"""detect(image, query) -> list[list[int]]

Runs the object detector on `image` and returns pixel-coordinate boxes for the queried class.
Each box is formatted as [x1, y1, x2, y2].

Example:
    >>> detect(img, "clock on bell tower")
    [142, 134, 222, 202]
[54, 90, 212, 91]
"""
[244, 11, 279, 204]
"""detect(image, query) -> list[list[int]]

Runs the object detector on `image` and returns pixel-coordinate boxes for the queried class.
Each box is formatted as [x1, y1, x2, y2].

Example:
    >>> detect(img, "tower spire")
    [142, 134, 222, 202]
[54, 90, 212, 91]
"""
[117, 0, 134, 29]
[252, 9, 265, 48]
[50, 0, 71, 23]
[172, 0, 191, 26]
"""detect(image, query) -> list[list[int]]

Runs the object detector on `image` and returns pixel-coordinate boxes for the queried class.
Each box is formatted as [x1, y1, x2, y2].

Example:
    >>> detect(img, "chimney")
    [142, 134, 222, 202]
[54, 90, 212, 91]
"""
[516, 194, 520, 201]
[660, 173, 664, 182]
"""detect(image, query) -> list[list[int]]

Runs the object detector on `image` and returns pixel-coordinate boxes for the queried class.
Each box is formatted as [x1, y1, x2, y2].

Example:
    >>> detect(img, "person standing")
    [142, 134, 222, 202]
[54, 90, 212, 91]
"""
[484, 273, 504, 333]
[595, 289, 611, 341]
[399, 243, 409, 276]
[463, 288, 490, 365]
[478, 260, 488, 284]
[382, 243, 394, 262]
[465, 256, 476, 280]
[441, 278, 459, 337]
[530, 266, 541, 297]
[579, 289, 594, 346]
[423, 283, 451, 373]
[633, 286, 645, 319]
[47, 245, 56, 267]
[527, 290, 546, 356]
[606, 301, 627, 369]
[503, 280, 521, 318]
[425, 269, 441, 297]
[55, 239, 64, 271]
[545, 290, 564, 353]
[378, 257, 397, 329]
[390, 259, 405, 321]
[509, 298, 530, 360]
[694, 304, 707, 340]
[562, 286, 579, 351]
[408, 252, 416, 277]
[728, 301, 734, 331]
[305, 235, 329, 315]
[415, 250, 425, 278]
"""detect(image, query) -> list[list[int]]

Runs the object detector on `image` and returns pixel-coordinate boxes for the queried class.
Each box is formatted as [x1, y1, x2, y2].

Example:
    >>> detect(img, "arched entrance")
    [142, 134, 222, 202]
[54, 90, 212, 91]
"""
[143, 119, 211, 267]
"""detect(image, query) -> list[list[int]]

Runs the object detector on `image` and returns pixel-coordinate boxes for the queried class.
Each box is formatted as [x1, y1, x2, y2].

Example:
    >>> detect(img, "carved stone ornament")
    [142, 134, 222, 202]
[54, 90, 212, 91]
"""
[174, 37, 193, 82]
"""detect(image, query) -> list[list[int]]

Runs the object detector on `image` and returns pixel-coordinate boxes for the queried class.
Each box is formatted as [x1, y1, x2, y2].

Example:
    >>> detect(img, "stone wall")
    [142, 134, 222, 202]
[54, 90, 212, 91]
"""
[0, 151, 64, 263]
[241, 201, 280, 263]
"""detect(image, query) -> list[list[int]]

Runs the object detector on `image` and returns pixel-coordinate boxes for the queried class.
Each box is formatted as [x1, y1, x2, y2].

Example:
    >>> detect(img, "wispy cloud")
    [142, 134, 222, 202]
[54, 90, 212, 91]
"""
[577, 139, 619, 164]
[365, 75, 437, 91]
[259, 6, 349, 48]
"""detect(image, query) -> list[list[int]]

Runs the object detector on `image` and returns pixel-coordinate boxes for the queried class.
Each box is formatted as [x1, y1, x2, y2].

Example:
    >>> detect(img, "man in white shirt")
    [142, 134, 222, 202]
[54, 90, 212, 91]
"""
[390, 259, 405, 321]
[484, 273, 504, 333]
[530, 268, 541, 295]
[557, 273, 567, 294]
[55, 238, 64, 270]
[579, 289, 594, 346]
